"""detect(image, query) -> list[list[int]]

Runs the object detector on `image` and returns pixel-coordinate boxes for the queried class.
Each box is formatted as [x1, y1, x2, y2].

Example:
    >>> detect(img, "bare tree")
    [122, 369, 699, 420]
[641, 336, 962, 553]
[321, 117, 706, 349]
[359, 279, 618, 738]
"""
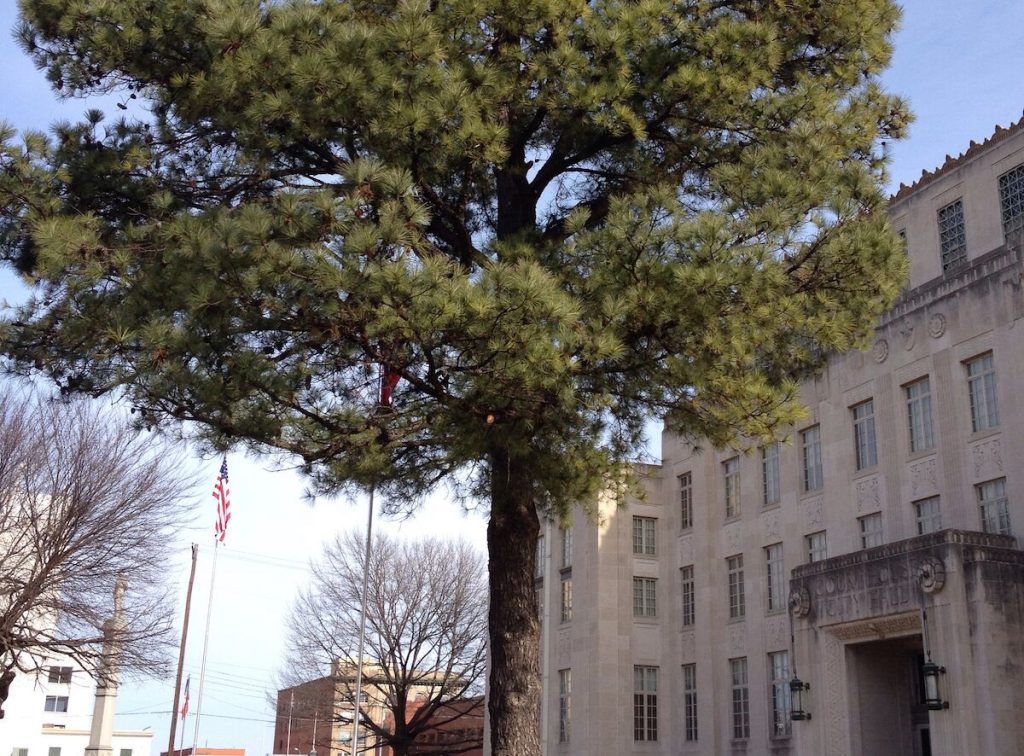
[0, 385, 196, 715]
[283, 532, 487, 756]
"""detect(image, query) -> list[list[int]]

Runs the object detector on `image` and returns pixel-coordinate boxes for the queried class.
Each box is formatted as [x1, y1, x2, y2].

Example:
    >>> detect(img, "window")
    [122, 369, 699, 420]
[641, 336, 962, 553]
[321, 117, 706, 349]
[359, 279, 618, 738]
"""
[978, 478, 1011, 535]
[966, 353, 999, 432]
[681, 565, 695, 627]
[560, 578, 572, 622]
[535, 534, 545, 578]
[859, 513, 883, 549]
[44, 695, 69, 712]
[805, 531, 827, 563]
[764, 544, 785, 613]
[999, 162, 1024, 237]
[633, 666, 658, 742]
[762, 443, 781, 507]
[47, 666, 72, 684]
[119, 749, 133, 756]
[632, 516, 656, 556]
[679, 472, 693, 530]
[727, 554, 745, 620]
[905, 378, 935, 453]
[683, 663, 698, 742]
[853, 400, 878, 470]
[914, 497, 942, 535]
[801, 426, 823, 492]
[536, 587, 544, 620]
[768, 651, 792, 737]
[938, 198, 967, 271]
[723, 458, 740, 519]
[560, 526, 574, 568]
[13, 750, 28, 756]
[558, 669, 571, 743]
[730, 658, 750, 740]
[49, 748, 62, 756]
[633, 577, 657, 618]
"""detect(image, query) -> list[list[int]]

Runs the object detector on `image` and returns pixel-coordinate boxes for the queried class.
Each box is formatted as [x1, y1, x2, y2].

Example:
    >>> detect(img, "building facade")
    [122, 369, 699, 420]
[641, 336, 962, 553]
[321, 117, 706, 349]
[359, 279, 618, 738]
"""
[536, 119, 1024, 755]
[0, 659, 153, 756]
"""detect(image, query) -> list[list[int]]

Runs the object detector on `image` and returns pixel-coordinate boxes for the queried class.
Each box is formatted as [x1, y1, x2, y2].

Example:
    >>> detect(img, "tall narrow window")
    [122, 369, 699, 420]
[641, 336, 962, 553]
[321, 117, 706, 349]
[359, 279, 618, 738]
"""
[560, 525, 574, 568]
[938, 198, 967, 271]
[762, 443, 781, 507]
[679, 472, 693, 530]
[978, 478, 1012, 535]
[998, 163, 1024, 237]
[727, 554, 745, 620]
[633, 666, 658, 742]
[536, 587, 544, 620]
[768, 651, 792, 737]
[801, 426, 823, 492]
[730, 658, 750, 740]
[915, 497, 942, 535]
[764, 544, 785, 613]
[681, 565, 695, 627]
[966, 353, 999, 432]
[535, 534, 545, 579]
[859, 513, 883, 549]
[724, 458, 740, 519]
[558, 669, 571, 743]
[853, 400, 878, 470]
[560, 578, 573, 622]
[683, 663, 698, 742]
[805, 531, 827, 563]
[633, 577, 657, 618]
[906, 378, 935, 452]
[632, 516, 657, 556]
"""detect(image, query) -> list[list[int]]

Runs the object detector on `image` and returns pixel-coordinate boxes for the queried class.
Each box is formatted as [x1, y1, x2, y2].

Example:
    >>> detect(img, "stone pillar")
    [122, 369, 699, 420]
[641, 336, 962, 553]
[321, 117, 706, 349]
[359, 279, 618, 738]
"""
[86, 577, 127, 756]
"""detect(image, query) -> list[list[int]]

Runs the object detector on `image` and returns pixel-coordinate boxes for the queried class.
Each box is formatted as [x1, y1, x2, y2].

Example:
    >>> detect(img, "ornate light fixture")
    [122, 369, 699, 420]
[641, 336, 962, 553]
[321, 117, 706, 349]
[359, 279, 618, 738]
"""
[922, 657, 949, 711]
[789, 676, 811, 721]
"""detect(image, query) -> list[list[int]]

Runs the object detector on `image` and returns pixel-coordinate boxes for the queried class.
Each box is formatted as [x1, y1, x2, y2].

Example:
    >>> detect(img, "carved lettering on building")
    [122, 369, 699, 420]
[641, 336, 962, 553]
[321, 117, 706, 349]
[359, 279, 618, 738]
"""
[803, 559, 917, 625]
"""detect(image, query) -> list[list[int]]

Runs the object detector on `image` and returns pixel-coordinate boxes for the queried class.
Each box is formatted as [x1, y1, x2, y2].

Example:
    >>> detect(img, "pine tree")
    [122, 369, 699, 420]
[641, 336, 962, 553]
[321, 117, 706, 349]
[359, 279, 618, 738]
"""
[0, 1, 909, 752]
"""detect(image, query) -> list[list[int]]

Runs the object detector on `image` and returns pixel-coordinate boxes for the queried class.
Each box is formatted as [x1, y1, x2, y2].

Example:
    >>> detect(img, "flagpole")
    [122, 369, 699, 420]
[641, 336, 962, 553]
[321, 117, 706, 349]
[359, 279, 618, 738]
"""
[192, 538, 219, 753]
[350, 483, 375, 756]
[168, 544, 199, 756]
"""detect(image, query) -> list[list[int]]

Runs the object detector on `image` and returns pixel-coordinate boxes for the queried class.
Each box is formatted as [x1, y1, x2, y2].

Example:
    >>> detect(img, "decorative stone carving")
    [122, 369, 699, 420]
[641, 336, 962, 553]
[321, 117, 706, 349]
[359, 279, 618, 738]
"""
[829, 612, 921, 641]
[727, 623, 746, 654]
[763, 511, 780, 539]
[900, 324, 916, 351]
[916, 556, 946, 594]
[678, 536, 693, 565]
[680, 630, 695, 661]
[724, 523, 741, 552]
[765, 616, 787, 651]
[804, 496, 824, 527]
[823, 632, 847, 756]
[909, 457, 938, 498]
[789, 587, 811, 618]
[927, 312, 947, 338]
[972, 438, 1004, 478]
[855, 476, 880, 514]
[872, 338, 889, 363]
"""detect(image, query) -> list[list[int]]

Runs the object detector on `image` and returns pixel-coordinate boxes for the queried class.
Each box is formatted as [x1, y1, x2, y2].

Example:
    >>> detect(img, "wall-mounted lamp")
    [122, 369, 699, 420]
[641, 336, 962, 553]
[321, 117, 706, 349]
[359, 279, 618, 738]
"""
[790, 676, 811, 721]
[922, 657, 949, 711]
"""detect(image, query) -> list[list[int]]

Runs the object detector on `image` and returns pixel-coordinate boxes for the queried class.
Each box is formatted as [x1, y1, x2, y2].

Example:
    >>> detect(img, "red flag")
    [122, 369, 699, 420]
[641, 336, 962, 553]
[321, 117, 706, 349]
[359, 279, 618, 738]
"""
[181, 674, 190, 720]
[213, 458, 231, 543]
[380, 369, 400, 406]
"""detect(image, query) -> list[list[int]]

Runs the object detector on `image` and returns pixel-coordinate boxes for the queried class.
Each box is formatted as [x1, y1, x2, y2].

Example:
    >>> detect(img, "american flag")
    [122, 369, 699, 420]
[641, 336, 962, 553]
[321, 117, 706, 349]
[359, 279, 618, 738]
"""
[213, 458, 231, 543]
[181, 674, 190, 720]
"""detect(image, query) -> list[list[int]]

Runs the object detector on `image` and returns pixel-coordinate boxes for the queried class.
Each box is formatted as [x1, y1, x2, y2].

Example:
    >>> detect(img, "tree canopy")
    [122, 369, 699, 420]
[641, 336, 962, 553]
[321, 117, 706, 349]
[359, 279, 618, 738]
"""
[0, 0, 910, 751]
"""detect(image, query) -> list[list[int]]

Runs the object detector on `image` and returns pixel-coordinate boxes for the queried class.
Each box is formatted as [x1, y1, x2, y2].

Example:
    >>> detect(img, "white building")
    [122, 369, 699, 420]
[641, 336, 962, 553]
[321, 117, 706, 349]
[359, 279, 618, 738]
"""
[537, 118, 1024, 755]
[0, 659, 153, 756]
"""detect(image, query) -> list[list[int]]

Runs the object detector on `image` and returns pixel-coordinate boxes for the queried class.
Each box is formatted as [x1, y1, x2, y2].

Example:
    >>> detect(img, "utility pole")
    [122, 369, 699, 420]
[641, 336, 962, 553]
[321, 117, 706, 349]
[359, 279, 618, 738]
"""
[169, 544, 199, 756]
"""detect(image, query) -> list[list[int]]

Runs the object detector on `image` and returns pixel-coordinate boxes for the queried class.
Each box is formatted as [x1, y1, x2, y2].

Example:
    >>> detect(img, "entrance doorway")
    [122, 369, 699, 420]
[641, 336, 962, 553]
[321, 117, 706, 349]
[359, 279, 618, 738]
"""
[847, 635, 932, 756]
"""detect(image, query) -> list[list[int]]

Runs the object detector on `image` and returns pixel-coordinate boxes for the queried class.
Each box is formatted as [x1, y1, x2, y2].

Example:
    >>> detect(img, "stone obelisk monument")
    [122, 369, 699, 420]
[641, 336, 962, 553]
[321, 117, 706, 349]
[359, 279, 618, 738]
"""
[85, 577, 127, 756]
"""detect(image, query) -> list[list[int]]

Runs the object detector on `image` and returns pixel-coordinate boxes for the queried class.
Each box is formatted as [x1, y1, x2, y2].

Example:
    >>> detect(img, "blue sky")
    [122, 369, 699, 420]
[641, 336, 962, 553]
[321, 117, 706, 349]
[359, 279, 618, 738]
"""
[2, 1, 1024, 754]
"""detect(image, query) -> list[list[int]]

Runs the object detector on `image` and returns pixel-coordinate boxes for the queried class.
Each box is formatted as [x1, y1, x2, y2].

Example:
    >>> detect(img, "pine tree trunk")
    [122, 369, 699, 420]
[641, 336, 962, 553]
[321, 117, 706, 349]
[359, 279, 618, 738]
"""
[486, 447, 541, 756]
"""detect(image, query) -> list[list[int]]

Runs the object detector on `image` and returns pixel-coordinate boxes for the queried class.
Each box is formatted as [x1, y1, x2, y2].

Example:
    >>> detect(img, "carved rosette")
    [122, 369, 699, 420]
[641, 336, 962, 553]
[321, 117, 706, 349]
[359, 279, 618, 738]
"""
[916, 557, 946, 594]
[928, 313, 947, 338]
[789, 587, 811, 618]
[872, 338, 889, 363]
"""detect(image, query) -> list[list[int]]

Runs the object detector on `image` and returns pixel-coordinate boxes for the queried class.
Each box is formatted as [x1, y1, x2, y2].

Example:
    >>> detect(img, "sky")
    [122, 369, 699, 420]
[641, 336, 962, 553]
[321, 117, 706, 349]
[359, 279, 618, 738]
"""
[2, 1, 1024, 754]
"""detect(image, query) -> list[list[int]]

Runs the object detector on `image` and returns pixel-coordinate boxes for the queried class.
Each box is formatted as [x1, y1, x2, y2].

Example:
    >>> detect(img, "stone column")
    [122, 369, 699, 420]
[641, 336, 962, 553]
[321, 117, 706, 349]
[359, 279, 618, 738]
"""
[86, 577, 127, 756]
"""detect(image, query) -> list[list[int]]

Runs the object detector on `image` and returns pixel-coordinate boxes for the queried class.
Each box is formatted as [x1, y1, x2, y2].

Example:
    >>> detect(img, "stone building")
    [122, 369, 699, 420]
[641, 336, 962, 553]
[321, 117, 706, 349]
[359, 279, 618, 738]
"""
[536, 118, 1024, 755]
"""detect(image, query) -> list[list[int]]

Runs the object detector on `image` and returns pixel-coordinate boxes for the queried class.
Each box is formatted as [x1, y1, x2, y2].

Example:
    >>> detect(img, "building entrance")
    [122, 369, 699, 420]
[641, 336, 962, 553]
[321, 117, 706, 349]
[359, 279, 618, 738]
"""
[847, 635, 931, 756]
